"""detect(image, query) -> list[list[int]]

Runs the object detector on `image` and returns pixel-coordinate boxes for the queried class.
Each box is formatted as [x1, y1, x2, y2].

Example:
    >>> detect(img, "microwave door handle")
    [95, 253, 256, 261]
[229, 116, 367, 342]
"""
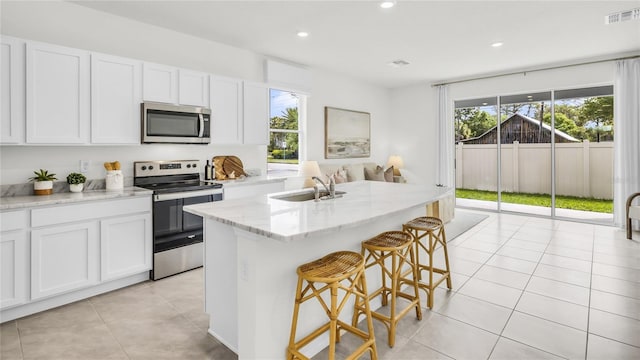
[198, 114, 205, 137]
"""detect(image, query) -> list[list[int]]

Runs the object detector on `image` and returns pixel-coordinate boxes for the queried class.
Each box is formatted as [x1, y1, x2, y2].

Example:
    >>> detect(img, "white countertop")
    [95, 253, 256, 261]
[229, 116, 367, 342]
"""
[0, 187, 152, 210]
[184, 181, 451, 242]
[205, 175, 286, 188]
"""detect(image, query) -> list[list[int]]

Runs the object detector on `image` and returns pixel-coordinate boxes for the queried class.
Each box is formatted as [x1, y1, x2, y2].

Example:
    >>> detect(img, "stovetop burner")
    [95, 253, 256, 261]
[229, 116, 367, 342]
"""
[133, 160, 222, 194]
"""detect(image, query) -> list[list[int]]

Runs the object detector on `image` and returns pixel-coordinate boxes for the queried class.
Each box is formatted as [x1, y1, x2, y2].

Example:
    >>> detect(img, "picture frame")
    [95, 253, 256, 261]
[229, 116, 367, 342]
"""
[324, 106, 371, 159]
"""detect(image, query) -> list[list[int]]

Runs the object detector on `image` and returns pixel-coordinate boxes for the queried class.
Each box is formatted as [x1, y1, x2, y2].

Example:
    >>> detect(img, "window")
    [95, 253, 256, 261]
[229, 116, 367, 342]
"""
[267, 88, 304, 176]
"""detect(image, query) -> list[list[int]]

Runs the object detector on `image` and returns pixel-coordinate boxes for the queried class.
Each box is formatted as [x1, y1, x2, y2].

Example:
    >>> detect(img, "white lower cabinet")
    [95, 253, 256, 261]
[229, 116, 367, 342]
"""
[1, 210, 29, 310]
[101, 213, 152, 281]
[0, 196, 152, 320]
[0, 230, 28, 309]
[30, 221, 99, 300]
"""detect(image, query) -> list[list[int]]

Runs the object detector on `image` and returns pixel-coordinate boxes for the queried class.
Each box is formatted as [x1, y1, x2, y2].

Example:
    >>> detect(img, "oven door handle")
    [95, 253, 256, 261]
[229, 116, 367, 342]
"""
[198, 113, 205, 138]
[154, 189, 223, 202]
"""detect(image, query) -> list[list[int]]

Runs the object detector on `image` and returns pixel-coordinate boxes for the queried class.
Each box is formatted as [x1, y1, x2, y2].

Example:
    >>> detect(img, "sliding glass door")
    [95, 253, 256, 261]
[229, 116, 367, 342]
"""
[455, 97, 499, 211]
[454, 86, 614, 224]
[499, 92, 552, 217]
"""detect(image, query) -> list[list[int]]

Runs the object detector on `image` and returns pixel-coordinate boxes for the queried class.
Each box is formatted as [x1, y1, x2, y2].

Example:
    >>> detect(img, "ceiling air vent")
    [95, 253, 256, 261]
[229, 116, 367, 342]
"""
[605, 8, 640, 24]
[387, 59, 410, 68]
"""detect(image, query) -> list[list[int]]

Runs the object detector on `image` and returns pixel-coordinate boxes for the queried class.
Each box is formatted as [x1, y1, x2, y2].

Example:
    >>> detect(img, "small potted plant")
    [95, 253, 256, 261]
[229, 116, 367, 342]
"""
[29, 169, 57, 195]
[66, 172, 87, 193]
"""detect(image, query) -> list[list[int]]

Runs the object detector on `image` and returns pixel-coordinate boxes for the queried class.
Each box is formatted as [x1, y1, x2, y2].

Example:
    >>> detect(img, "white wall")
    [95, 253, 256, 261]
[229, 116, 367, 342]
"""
[0, 1, 391, 185]
[389, 83, 438, 185]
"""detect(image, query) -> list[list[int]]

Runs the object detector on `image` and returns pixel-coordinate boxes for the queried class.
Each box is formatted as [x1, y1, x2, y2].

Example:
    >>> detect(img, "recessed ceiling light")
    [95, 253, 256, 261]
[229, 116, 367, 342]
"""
[380, 1, 395, 9]
[491, 42, 503, 47]
[297, 31, 309, 38]
[482, 102, 488, 106]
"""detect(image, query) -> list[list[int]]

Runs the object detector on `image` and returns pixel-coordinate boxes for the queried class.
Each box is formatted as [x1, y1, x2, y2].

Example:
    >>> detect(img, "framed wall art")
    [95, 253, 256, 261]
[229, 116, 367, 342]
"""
[324, 106, 371, 159]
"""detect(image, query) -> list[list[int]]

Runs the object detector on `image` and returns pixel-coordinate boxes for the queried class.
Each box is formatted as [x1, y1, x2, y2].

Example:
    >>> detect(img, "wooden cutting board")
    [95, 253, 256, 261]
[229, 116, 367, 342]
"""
[222, 156, 247, 178]
[213, 156, 228, 180]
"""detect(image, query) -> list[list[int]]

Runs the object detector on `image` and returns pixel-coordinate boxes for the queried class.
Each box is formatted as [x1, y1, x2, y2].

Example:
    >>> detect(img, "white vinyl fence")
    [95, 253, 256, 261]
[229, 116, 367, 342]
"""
[456, 141, 613, 199]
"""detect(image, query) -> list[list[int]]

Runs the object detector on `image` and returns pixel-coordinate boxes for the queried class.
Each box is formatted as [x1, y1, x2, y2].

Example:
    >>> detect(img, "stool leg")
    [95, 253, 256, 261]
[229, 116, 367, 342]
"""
[388, 250, 398, 347]
[428, 230, 435, 309]
[329, 282, 338, 360]
[287, 276, 304, 360]
[409, 245, 423, 321]
[359, 270, 378, 360]
[440, 227, 453, 289]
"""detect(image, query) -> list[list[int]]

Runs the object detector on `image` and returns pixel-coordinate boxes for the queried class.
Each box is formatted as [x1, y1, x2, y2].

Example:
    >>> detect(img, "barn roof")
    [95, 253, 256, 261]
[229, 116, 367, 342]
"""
[461, 113, 579, 143]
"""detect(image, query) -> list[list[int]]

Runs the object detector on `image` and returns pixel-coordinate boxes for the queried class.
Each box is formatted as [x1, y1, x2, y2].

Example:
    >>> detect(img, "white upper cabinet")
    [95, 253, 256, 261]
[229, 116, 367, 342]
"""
[91, 53, 142, 144]
[26, 42, 90, 144]
[243, 81, 269, 145]
[210, 76, 243, 144]
[1, 36, 26, 144]
[143, 62, 178, 104]
[179, 69, 209, 107]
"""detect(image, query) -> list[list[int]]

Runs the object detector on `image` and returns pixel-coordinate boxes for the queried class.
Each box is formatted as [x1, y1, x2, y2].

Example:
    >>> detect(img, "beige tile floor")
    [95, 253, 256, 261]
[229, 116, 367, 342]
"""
[2, 209, 640, 359]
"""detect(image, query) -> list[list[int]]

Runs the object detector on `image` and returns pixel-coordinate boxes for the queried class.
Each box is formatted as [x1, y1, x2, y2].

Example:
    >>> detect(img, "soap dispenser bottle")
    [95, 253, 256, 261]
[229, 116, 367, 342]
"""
[205, 160, 213, 180]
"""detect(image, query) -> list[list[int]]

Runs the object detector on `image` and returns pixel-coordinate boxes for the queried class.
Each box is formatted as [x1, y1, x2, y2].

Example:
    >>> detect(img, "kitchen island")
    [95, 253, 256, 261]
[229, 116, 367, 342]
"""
[184, 180, 451, 359]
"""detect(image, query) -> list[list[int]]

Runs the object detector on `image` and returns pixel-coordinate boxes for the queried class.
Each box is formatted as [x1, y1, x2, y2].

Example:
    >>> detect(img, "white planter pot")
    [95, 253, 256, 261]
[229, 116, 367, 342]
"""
[69, 183, 84, 193]
[34, 180, 53, 195]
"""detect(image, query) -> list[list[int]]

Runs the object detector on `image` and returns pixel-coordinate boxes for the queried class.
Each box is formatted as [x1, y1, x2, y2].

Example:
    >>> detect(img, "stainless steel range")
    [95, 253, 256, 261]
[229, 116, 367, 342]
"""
[134, 160, 223, 280]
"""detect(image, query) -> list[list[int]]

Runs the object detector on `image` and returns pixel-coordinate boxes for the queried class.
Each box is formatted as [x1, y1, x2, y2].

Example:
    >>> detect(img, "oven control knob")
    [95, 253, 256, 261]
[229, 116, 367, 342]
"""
[141, 166, 147, 171]
[149, 166, 154, 170]
[186, 164, 191, 168]
[192, 163, 197, 168]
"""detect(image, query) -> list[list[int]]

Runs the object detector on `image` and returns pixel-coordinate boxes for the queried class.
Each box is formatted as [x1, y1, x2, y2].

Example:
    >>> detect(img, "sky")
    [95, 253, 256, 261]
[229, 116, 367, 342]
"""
[270, 89, 298, 118]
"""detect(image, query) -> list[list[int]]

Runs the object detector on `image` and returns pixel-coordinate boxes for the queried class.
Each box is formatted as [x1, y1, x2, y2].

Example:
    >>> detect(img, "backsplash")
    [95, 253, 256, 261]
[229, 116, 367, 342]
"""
[0, 177, 134, 197]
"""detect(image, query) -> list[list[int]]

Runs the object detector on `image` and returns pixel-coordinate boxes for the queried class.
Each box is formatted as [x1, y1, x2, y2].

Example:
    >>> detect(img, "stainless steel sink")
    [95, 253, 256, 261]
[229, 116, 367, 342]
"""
[272, 190, 346, 202]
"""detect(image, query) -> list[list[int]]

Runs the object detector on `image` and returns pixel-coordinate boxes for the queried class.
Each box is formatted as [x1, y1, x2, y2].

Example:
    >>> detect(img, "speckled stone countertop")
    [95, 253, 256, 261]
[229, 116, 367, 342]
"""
[0, 187, 152, 211]
[204, 175, 287, 188]
[184, 180, 451, 242]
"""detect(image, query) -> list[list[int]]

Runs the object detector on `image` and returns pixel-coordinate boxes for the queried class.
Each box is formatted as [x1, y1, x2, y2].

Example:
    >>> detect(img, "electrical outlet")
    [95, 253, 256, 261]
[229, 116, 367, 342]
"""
[80, 160, 90, 173]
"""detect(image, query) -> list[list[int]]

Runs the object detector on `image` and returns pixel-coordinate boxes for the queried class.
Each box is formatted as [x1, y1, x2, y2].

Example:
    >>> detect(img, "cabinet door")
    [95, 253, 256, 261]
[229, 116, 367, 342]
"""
[0, 230, 28, 309]
[179, 69, 209, 107]
[143, 62, 178, 104]
[31, 222, 99, 300]
[91, 53, 142, 144]
[210, 76, 243, 144]
[1, 36, 25, 144]
[26, 42, 90, 144]
[243, 82, 269, 145]
[101, 214, 152, 281]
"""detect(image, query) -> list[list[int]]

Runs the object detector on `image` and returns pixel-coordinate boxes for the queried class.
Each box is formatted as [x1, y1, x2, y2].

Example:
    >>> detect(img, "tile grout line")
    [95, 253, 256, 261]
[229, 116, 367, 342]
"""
[87, 297, 132, 360]
[584, 227, 596, 360]
[488, 216, 570, 360]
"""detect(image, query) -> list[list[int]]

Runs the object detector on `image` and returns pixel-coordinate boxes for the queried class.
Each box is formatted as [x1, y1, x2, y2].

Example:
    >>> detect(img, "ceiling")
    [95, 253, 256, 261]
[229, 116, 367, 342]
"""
[74, 0, 640, 89]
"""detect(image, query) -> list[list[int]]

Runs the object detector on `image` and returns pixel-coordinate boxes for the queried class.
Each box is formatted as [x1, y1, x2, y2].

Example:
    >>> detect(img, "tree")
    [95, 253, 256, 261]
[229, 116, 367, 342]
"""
[454, 108, 497, 139]
[268, 107, 299, 159]
[578, 97, 613, 142]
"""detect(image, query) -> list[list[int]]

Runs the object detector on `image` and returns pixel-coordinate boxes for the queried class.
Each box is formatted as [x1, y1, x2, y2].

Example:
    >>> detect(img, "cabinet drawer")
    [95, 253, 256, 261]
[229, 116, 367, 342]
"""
[1, 210, 27, 232]
[32, 196, 151, 228]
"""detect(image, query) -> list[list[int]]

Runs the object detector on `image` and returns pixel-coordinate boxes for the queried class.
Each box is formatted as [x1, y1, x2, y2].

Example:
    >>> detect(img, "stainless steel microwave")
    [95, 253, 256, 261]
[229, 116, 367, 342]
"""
[141, 102, 211, 144]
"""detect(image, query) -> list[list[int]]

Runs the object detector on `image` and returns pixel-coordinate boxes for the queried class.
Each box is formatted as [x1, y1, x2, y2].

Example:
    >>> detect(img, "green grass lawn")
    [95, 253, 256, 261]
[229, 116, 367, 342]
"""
[267, 158, 299, 164]
[456, 188, 613, 213]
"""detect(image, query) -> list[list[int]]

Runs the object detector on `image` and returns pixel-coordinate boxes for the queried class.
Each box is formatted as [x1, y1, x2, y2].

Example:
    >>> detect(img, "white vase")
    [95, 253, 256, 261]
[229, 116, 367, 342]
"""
[33, 180, 53, 195]
[69, 183, 84, 193]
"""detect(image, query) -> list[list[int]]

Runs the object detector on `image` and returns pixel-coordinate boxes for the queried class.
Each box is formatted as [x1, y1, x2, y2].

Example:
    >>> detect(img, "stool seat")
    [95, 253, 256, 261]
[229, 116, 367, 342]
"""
[287, 251, 378, 360]
[298, 251, 362, 282]
[404, 216, 443, 230]
[354, 231, 422, 347]
[403, 216, 452, 309]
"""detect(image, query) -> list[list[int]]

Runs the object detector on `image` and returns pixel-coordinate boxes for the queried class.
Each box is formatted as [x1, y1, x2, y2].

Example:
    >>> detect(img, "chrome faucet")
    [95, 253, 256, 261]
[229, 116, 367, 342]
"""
[312, 176, 335, 198]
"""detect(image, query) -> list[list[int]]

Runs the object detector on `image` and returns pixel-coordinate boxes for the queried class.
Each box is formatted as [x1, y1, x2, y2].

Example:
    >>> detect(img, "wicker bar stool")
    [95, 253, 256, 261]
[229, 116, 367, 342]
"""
[402, 216, 452, 309]
[287, 251, 377, 360]
[353, 231, 422, 347]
